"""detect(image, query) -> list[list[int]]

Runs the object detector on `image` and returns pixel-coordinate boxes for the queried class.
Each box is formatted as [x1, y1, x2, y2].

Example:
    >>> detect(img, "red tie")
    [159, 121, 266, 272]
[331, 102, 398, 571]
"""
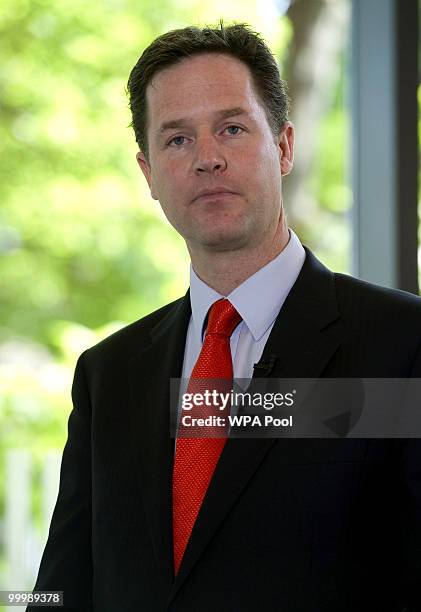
[172, 299, 242, 575]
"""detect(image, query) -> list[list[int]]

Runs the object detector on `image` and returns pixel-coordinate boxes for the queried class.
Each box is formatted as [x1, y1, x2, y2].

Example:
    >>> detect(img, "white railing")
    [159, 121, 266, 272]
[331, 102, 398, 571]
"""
[1, 449, 61, 612]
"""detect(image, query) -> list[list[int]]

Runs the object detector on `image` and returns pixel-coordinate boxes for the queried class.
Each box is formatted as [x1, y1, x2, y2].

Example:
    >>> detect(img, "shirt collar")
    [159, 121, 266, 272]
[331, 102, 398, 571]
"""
[189, 229, 306, 342]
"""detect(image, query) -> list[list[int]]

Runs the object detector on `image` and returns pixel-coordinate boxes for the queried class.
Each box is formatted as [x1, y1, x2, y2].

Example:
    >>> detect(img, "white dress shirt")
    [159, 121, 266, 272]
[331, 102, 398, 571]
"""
[181, 229, 306, 381]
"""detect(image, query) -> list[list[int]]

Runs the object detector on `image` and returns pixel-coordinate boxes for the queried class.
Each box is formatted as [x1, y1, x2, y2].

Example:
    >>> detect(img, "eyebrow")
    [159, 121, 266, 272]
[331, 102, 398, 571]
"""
[157, 107, 248, 134]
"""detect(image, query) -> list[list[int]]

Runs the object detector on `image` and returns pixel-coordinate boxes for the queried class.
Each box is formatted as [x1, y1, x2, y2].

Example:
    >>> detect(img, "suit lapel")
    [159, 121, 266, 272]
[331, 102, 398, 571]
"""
[259, 247, 342, 379]
[127, 293, 191, 592]
[168, 248, 344, 603]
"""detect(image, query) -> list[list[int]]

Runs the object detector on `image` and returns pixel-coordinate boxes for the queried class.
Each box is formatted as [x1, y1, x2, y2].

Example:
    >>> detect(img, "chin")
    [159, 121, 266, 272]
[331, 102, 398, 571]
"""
[198, 230, 251, 252]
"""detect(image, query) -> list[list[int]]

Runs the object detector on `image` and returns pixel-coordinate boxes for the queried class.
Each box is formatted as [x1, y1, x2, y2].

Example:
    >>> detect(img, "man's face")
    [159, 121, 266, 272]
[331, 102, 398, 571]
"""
[137, 53, 294, 256]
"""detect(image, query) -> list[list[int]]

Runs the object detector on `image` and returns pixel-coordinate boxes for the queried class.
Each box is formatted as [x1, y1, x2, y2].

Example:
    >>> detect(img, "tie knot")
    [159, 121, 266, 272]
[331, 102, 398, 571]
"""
[206, 299, 242, 338]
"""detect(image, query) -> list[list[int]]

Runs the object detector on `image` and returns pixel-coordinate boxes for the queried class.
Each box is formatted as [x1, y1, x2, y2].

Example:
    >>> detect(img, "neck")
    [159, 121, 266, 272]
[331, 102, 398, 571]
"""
[188, 221, 290, 296]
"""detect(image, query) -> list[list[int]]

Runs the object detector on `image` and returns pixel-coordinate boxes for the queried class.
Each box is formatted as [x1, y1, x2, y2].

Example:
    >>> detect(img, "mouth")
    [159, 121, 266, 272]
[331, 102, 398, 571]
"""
[192, 189, 239, 204]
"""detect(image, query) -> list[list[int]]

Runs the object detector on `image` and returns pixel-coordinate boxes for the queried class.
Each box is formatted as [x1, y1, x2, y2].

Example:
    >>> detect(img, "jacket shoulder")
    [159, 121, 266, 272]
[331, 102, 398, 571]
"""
[333, 272, 421, 342]
[334, 271, 421, 313]
[83, 295, 187, 364]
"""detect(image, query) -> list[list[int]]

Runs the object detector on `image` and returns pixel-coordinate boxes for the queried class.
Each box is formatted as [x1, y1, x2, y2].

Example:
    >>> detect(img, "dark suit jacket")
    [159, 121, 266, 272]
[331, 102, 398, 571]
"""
[28, 249, 421, 612]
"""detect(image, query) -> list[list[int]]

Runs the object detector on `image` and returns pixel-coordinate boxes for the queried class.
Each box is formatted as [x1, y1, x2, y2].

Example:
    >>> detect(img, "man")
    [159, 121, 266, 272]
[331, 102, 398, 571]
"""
[29, 23, 421, 611]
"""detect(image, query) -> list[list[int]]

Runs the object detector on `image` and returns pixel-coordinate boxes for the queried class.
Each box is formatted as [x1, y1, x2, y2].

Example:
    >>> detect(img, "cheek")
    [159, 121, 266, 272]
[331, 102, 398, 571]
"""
[152, 159, 185, 198]
[151, 170, 185, 223]
[241, 155, 278, 193]
[259, 150, 282, 186]
[241, 141, 279, 176]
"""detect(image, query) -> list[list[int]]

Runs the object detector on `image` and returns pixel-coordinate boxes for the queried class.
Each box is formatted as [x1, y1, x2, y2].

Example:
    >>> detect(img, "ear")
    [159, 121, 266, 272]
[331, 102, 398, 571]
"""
[136, 151, 158, 200]
[278, 121, 295, 177]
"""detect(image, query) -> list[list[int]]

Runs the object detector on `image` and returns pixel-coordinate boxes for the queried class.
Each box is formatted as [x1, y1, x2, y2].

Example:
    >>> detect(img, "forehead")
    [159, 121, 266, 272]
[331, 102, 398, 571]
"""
[145, 53, 262, 126]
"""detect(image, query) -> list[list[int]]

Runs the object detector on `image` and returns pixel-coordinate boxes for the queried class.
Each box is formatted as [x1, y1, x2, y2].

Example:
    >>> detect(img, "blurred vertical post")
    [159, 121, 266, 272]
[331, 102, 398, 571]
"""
[4, 449, 31, 611]
[351, 0, 419, 293]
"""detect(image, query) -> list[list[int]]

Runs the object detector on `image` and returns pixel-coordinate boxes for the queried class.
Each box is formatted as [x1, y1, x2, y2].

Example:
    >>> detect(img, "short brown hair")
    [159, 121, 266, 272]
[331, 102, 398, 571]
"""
[127, 22, 289, 159]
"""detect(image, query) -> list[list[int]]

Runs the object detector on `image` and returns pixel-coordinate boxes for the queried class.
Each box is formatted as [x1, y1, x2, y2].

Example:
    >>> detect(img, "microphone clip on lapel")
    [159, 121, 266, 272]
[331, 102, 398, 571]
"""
[252, 354, 278, 377]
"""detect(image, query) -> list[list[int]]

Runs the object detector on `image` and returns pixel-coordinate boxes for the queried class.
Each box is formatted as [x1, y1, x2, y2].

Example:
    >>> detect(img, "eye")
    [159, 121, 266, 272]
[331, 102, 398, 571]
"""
[224, 125, 243, 136]
[168, 135, 186, 146]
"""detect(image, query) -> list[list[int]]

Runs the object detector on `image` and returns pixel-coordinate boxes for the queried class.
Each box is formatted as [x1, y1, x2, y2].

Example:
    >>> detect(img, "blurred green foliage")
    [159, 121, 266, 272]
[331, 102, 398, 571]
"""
[0, 1, 303, 447]
[0, 0, 295, 350]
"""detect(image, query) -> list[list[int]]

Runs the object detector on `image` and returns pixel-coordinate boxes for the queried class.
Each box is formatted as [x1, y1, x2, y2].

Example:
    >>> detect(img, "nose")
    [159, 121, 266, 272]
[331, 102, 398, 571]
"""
[193, 136, 227, 174]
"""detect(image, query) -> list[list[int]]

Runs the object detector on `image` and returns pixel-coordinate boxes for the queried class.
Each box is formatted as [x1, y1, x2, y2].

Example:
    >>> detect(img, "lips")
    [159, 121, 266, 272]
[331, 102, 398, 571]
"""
[192, 188, 238, 203]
